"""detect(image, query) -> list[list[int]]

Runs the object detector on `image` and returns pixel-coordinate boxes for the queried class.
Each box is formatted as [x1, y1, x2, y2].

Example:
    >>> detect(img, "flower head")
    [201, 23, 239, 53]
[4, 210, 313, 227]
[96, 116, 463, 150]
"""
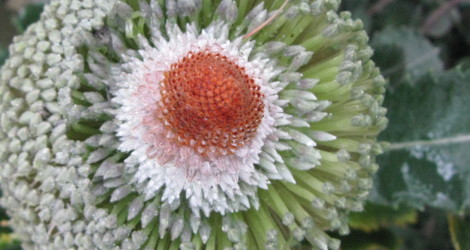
[0, 0, 387, 249]
[112, 22, 287, 216]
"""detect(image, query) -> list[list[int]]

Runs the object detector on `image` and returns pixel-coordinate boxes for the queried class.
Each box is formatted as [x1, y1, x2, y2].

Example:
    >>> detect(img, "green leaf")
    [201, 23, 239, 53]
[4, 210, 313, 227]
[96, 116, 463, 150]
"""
[373, 1, 422, 29]
[0, 236, 21, 250]
[348, 202, 417, 232]
[371, 44, 405, 84]
[371, 65, 470, 212]
[391, 208, 454, 250]
[338, 228, 400, 250]
[459, 58, 470, 71]
[371, 27, 444, 84]
[448, 214, 470, 250]
[13, 3, 45, 33]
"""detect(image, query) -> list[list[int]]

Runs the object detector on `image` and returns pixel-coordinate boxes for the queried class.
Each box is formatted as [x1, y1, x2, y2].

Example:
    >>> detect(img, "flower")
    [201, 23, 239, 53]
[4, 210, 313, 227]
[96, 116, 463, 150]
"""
[0, 0, 387, 249]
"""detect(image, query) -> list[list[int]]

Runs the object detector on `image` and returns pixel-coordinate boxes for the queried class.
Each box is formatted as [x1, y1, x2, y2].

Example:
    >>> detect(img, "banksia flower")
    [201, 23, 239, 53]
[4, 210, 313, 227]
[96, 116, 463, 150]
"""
[0, 0, 387, 249]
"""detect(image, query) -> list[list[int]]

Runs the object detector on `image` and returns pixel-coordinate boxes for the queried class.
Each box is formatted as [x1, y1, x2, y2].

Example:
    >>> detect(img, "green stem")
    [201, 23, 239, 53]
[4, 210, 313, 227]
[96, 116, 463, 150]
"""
[243, 209, 266, 249]
[388, 134, 470, 151]
[156, 236, 169, 250]
[143, 218, 159, 249]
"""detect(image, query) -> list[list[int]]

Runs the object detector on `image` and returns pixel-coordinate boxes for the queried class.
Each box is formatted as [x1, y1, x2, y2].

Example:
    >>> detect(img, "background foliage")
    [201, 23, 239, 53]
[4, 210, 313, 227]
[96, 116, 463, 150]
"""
[339, 0, 470, 249]
[1, 0, 469, 249]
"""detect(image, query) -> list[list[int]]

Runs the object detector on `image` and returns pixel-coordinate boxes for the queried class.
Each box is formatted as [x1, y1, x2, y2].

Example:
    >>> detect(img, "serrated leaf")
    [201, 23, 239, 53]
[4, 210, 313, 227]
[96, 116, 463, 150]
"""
[448, 214, 470, 250]
[371, 27, 443, 84]
[371, 65, 470, 212]
[349, 202, 417, 232]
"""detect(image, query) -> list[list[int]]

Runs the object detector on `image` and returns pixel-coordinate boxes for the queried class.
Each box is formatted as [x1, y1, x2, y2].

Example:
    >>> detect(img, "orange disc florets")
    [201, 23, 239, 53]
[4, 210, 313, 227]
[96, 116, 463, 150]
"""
[159, 51, 265, 156]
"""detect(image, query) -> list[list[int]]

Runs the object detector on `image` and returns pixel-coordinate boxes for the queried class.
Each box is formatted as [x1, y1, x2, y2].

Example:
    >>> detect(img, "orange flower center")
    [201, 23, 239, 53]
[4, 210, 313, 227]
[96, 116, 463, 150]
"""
[159, 51, 265, 156]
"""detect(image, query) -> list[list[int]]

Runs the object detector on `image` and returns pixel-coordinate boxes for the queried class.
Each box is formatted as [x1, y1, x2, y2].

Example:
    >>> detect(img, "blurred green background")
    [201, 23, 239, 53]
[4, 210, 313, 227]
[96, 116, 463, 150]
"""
[0, 5, 16, 48]
[1, 0, 469, 249]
